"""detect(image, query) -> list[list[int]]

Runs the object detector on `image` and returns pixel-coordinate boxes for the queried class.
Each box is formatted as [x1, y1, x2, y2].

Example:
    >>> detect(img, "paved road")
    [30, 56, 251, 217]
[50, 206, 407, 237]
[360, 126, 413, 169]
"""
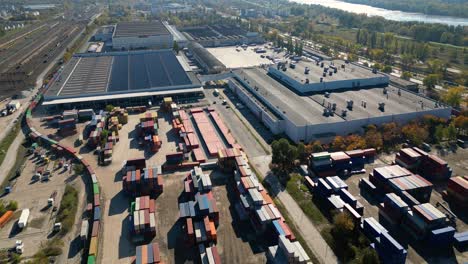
[0, 131, 25, 186]
[251, 155, 338, 264]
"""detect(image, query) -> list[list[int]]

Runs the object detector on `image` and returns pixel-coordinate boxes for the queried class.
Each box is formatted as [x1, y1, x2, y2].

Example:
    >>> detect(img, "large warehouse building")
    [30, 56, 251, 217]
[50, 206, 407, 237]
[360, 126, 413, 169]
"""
[227, 67, 451, 143]
[43, 50, 202, 108]
[182, 25, 263, 47]
[112, 21, 174, 50]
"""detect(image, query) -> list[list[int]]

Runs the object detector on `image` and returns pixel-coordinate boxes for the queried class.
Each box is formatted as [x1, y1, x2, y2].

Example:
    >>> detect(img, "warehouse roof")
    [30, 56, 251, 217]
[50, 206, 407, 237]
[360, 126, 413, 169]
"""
[233, 67, 447, 126]
[113, 21, 170, 38]
[44, 50, 201, 102]
[275, 59, 386, 85]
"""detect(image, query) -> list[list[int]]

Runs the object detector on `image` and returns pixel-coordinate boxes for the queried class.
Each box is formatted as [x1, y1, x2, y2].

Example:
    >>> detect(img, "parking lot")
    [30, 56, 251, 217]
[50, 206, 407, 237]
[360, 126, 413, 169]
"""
[0, 148, 84, 260]
[206, 46, 275, 68]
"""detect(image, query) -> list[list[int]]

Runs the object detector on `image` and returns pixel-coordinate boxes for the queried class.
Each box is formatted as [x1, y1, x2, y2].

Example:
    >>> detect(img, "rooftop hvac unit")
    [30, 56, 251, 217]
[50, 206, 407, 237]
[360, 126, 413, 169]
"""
[372, 68, 378, 74]
[323, 72, 326, 77]
[324, 67, 328, 72]
[304, 67, 310, 74]
[383, 88, 387, 94]
[342, 110, 347, 117]
[346, 100, 353, 110]
[325, 92, 330, 98]
[378, 102, 385, 111]
[341, 64, 345, 69]
[332, 103, 337, 111]
[320, 77, 323, 83]
[320, 62, 324, 68]
[329, 71, 333, 76]
[305, 79, 309, 84]
[361, 101, 367, 108]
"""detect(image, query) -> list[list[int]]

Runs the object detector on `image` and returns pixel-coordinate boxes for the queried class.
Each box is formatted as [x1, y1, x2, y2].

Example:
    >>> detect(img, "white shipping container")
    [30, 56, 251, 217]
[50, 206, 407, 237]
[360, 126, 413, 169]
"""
[150, 213, 156, 231]
[199, 244, 209, 264]
[134, 211, 140, 232]
[18, 209, 30, 228]
[268, 204, 282, 219]
[135, 197, 140, 211]
[206, 247, 215, 264]
[139, 210, 145, 230]
[293, 241, 310, 263]
[80, 220, 89, 239]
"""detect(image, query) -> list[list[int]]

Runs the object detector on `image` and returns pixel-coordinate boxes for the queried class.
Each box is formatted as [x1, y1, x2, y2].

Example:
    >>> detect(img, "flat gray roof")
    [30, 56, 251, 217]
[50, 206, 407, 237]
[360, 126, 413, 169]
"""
[234, 68, 342, 126]
[279, 59, 386, 84]
[113, 21, 170, 38]
[234, 67, 445, 126]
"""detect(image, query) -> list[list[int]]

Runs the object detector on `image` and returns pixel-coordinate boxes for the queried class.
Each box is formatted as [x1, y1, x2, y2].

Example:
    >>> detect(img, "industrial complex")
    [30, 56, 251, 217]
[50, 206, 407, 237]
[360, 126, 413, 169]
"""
[43, 50, 202, 107]
[2, 11, 466, 264]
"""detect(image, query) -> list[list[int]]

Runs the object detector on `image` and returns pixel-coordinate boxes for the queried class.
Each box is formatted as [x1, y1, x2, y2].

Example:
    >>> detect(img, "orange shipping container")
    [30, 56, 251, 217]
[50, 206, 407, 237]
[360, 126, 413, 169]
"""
[0, 210, 13, 228]
[89, 237, 98, 256]
[141, 245, 147, 264]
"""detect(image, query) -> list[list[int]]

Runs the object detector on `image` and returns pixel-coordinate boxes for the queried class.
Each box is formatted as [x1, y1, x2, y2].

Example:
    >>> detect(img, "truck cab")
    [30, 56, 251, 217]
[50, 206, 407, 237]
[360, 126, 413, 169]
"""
[15, 240, 24, 254]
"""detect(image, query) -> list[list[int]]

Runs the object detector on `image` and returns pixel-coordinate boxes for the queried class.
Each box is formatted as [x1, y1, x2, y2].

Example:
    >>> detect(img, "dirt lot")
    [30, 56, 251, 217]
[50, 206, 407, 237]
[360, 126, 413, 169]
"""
[0, 148, 84, 261]
[343, 151, 468, 264]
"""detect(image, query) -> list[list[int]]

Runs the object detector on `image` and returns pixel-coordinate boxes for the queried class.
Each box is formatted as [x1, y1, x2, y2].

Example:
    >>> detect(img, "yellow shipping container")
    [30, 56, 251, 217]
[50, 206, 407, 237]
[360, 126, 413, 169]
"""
[89, 237, 98, 256]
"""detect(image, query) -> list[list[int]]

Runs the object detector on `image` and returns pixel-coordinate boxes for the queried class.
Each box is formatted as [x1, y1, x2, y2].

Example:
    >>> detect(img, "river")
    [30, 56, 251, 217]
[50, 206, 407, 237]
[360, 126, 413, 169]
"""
[290, 0, 468, 26]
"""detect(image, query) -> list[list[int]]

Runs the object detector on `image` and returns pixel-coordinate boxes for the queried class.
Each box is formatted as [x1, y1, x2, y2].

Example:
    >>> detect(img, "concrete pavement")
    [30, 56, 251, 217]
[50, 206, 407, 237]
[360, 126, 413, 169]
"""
[0, 131, 25, 187]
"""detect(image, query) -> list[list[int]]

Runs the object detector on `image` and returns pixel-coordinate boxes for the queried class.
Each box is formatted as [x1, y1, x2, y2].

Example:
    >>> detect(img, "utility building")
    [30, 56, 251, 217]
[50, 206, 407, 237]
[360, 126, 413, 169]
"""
[112, 21, 174, 50]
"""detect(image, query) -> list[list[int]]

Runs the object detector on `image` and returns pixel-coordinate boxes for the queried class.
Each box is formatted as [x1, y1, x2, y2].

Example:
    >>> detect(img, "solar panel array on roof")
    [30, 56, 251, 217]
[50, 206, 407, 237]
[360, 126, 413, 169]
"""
[59, 56, 112, 96]
[108, 51, 192, 92]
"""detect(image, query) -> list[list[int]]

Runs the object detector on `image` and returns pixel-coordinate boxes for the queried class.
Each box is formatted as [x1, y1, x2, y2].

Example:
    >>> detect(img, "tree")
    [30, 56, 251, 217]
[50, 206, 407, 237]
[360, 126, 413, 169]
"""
[454, 115, 468, 135]
[434, 125, 445, 143]
[402, 123, 429, 146]
[6, 200, 18, 211]
[382, 65, 392, 73]
[364, 130, 383, 150]
[73, 164, 84, 175]
[309, 140, 323, 153]
[345, 134, 366, 151]
[401, 71, 412, 80]
[63, 51, 72, 62]
[297, 142, 307, 163]
[360, 248, 380, 264]
[442, 86, 464, 108]
[446, 124, 457, 142]
[271, 139, 298, 170]
[173, 41, 180, 54]
[423, 74, 440, 90]
[105, 104, 115, 112]
[381, 122, 401, 146]
[331, 136, 346, 151]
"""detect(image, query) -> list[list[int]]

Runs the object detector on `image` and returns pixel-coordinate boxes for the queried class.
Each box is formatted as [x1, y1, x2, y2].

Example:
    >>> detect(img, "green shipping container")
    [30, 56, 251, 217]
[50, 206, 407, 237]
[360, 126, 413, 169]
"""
[87, 255, 96, 264]
[93, 183, 99, 194]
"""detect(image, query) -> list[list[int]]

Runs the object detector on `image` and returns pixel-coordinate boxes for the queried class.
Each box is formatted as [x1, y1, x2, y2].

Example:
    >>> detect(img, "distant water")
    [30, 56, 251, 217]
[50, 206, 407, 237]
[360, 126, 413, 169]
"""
[23, 4, 56, 10]
[290, 0, 468, 26]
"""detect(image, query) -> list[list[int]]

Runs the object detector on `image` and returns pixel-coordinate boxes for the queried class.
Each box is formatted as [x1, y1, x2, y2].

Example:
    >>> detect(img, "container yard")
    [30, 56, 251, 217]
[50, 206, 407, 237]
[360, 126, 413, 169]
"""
[325, 151, 468, 264]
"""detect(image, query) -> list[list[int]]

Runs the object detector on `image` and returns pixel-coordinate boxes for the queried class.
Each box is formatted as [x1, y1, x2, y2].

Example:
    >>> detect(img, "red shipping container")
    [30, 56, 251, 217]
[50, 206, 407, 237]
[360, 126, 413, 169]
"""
[144, 210, 150, 227]
[149, 199, 155, 213]
[92, 220, 100, 237]
[136, 170, 141, 182]
[94, 194, 100, 207]
[211, 245, 222, 264]
[152, 243, 160, 263]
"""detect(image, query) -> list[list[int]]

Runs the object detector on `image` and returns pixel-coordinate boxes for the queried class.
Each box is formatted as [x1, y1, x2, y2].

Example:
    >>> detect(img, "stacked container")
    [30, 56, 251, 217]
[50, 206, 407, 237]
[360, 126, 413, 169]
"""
[345, 149, 366, 170]
[380, 193, 409, 224]
[199, 244, 222, 264]
[446, 176, 467, 206]
[361, 217, 388, 242]
[135, 242, 161, 264]
[454, 231, 468, 250]
[267, 235, 310, 264]
[419, 154, 452, 181]
[395, 148, 422, 170]
[428, 226, 455, 246]
[388, 174, 433, 203]
[372, 231, 407, 264]
[131, 196, 156, 239]
[192, 110, 225, 157]
[309, 152, 334, 176]
[122, 166, 163, 197]
[331, 151, 352, 172]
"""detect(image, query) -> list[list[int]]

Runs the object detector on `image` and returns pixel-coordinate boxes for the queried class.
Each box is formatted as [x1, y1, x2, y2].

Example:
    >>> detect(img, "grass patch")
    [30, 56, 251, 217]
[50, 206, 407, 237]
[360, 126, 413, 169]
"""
[29, 216, 46, 229]
[227, 104, 271, 155]
[274, 198, 321, 264]
[286, 173, 326, 224]
[56, 185, 78, 236]
[1, 143, 28, 191]
[0, 119, 22, 170]
[28, 238, 64, 264]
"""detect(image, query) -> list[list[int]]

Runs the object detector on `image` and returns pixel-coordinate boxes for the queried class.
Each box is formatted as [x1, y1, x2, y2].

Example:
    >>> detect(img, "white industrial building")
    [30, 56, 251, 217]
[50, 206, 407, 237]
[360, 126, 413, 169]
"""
[226, 67, 451, 143]
[112, 21, 174, 50]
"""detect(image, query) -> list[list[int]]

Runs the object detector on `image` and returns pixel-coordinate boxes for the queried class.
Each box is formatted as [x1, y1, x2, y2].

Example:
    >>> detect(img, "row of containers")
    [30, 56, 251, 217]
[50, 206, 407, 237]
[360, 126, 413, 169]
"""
[167, 105, 241, 170]
[219, 148, 312, 263]
[310, 175, 409, 263]
[178, 167, 221, 263]
[123, 162, 164, 260]
[131, 242, 162, 264]
[358, 167, 468, 259]
[138, 111, 161, 153]
[25, 92, 102, 264]
[395, 147, 452, 181]
[309, 149, 376, 177]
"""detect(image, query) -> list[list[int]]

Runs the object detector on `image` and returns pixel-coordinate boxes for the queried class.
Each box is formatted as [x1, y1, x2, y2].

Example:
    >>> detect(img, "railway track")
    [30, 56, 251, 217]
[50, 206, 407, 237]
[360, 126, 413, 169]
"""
[0, 20, 85, 100]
